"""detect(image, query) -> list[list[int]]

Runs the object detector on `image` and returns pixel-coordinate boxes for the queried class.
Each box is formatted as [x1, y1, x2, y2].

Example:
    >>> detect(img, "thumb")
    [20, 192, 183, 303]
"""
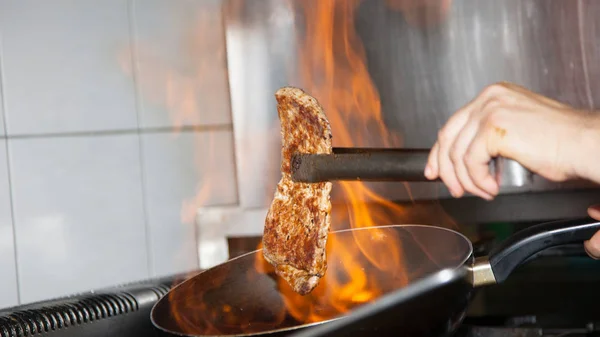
[584, 204, 600, 259]
[588, 204, 600, 220]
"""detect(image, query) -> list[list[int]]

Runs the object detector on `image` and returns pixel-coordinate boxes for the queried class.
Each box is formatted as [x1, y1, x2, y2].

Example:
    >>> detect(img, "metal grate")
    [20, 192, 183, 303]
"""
[0, 285, 170, 337]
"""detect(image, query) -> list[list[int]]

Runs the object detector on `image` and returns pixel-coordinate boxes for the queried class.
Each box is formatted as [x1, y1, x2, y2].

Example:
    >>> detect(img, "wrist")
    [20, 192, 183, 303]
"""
[575, 112, 600, 183]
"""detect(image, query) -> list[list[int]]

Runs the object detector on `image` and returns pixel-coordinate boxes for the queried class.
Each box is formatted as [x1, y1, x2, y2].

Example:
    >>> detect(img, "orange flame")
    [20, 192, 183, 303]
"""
[268, 0, 404, 323]
[121, 0, 458, 333]
[268, 0, 456, 323]
[118, 3, 236, 331]
[119, 5, 231, 224]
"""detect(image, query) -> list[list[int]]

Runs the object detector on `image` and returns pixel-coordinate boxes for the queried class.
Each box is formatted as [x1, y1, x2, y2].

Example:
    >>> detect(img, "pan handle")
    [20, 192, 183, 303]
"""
[488, 217, 600, 284]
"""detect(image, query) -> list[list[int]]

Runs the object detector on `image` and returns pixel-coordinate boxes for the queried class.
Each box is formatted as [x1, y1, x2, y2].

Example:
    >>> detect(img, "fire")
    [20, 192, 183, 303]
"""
[118, 3, 238, 333]
[122, 0, 458, 334]
[261, 0, 406, 323]
[119, 4, 233, 225]
[269, 0, 457, 324]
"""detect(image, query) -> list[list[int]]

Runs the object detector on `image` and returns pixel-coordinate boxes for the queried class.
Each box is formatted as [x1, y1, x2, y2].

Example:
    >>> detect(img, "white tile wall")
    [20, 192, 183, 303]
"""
[9, 135, 149, 304]
[0, 0, 238, 307]
[132, 0, 232, 129]
[140, 130, 237, 277]
[0, 0, 138, 135]
[0, 140, 18, 308]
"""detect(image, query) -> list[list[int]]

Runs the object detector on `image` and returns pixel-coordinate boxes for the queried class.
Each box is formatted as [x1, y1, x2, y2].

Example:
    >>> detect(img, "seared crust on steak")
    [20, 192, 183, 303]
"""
[262, 86, 333, 295]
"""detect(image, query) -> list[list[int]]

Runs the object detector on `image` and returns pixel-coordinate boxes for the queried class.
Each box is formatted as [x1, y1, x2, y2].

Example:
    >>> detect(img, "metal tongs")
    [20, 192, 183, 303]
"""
[291, 148, 533, 187]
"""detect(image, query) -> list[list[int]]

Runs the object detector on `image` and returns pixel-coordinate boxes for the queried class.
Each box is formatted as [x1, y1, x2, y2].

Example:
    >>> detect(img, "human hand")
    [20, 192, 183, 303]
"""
[584, 205, 600, 259]
[424, 82, 600, 200]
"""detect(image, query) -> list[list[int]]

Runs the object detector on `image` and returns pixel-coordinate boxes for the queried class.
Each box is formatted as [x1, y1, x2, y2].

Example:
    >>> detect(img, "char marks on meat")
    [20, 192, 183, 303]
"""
[262, 86, 333, 295]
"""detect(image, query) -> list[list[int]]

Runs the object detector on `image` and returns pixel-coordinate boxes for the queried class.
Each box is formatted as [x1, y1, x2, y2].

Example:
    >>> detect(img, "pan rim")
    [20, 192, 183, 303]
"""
[151, 224, 473, 337]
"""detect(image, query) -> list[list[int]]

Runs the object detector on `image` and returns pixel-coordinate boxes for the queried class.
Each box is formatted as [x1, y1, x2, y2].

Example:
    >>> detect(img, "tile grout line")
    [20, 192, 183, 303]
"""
[0, 29, 22, 304]
[2, 124, 233, 140]
[127, 0, 154, 278]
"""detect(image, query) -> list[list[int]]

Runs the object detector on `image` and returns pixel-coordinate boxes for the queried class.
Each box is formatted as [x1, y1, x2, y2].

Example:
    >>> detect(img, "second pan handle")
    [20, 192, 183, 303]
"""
[487, 217, 600, 284]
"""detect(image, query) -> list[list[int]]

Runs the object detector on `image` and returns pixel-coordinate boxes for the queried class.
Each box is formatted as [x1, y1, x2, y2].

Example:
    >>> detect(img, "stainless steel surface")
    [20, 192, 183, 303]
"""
[225, 0, 299, 209]
[492, 158, 534, 188]
[468, 256, 497, 287]
[224, 0, 600, 208]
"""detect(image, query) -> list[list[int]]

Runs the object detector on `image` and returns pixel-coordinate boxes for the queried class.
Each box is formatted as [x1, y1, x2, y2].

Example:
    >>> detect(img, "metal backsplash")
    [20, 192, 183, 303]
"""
[224, 0, 600, 209]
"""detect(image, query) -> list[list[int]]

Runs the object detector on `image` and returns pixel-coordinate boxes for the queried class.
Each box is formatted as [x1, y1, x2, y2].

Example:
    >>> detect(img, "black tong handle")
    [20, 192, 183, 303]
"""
[291, 148, 433, 183]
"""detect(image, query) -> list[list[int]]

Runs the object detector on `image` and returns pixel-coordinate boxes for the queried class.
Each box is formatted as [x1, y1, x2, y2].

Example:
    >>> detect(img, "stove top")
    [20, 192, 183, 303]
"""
[2, 230, 600, 337]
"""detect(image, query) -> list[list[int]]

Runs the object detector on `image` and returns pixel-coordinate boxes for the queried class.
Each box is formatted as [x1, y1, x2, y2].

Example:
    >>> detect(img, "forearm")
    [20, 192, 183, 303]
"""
[574, 112, 600, 184]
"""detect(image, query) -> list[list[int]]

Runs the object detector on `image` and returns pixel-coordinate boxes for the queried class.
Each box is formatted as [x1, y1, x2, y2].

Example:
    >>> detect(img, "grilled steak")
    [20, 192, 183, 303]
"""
[262, 86, 333, 295]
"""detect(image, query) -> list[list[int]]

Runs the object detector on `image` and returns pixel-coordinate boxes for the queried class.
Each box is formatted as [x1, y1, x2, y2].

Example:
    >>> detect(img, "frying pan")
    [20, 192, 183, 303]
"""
[151, 217, 600, 337]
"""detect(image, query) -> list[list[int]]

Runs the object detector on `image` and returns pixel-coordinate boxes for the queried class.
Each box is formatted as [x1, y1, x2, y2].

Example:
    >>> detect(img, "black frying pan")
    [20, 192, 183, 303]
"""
[151, 217, 600, 337]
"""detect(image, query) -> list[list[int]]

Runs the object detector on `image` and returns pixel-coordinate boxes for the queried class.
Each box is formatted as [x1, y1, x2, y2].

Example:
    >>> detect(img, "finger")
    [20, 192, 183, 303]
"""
[588, 204, 600, 220]
[584, 205, 600, 259]
[584, 230, 600, 259]
[464, 130, 499, 197]
[425, 142, 440, 179]
[449, 120, 494, 200]
[437, 111, 471, 197]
